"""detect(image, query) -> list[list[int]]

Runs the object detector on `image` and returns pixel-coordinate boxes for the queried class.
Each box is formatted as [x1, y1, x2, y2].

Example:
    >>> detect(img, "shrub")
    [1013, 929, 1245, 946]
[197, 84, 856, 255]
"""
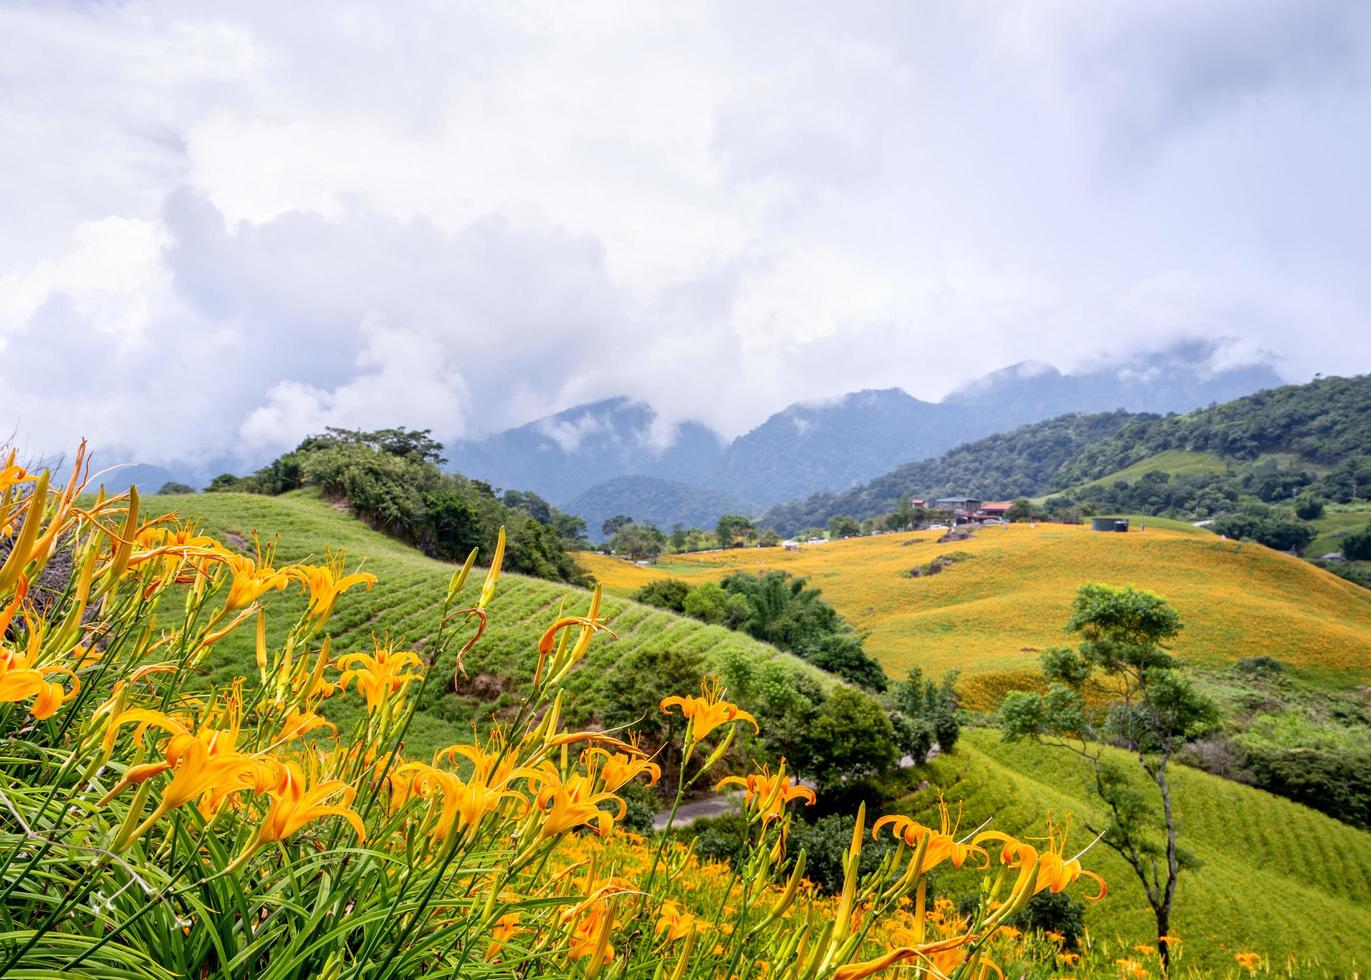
[631, 577, 690, 613]
[1343, 522, 1371, 561]
[1294, 494, 1326, 520]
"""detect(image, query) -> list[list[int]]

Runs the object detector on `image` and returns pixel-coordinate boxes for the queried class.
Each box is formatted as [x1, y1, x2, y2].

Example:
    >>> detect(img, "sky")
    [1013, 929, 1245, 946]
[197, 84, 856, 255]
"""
[2, 0, 1370, 470]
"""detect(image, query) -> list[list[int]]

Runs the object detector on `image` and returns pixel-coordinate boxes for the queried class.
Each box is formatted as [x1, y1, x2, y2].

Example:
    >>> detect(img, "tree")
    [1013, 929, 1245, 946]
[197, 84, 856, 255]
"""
[890, 668, 960, 765]
[886, 495, 914, 531]
[682, 582, 732, 624]
[1212, 505, 1315, 553]
[157, 481, 195, 495]
[607, 522, 665, 560]
[715, 513, 755, 549]
[999, 585, 1218, 972]
[632, 578, 690, 613]
[1294, 494, 1325, 520]
[602, 514, 634, 538]
[760, 529, 781, 547]
[1342, 522, 1371, 560]
[206, 473, 245, 492]
[1005, 498, 1034, 522]
[669, 523, 687, 551]
[797, 686, 898, 792]
[827, 514, 860, 539]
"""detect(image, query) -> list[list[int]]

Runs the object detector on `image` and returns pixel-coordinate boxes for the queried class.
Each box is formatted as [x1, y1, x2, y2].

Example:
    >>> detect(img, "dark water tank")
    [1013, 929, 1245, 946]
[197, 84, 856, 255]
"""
[1091, 517, 1130, 532]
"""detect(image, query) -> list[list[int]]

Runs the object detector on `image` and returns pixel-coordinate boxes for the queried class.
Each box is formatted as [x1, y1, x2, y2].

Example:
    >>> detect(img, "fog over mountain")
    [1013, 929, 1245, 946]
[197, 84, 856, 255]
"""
[444, 340, 1283, 534]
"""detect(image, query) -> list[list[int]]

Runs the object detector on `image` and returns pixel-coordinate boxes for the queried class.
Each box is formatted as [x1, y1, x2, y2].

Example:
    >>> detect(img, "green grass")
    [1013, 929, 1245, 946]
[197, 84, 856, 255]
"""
[1032, 451, 1228, 503]
[902, 730, 1371, 975]
[1086, 513, 1213, 536]
[1307, 504, 1371, 557]
[148, 489, 834, 759]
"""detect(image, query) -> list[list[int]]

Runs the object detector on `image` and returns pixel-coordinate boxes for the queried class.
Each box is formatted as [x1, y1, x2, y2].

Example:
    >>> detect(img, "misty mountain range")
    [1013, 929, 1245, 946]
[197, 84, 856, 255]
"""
[448, 341, 1283, 538]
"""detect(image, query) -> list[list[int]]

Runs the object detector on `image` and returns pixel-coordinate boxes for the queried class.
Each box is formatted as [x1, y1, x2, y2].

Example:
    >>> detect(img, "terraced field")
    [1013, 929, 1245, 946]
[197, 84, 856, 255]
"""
[1308, 503, 1371, 556]
[149, 490, 834, 758]
[903, 729, 1371, 975]
[581, 522, 1371, 692]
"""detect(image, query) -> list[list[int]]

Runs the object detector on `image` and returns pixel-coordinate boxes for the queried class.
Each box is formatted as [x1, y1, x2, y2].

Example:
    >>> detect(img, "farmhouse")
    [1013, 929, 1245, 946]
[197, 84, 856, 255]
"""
[933, 497, 982, 523]
[977, 501, 1012, 519]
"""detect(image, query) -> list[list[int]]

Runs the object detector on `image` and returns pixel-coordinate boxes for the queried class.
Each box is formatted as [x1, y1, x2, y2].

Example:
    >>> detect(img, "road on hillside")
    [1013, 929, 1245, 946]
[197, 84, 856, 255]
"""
[652, 749, 938, 831]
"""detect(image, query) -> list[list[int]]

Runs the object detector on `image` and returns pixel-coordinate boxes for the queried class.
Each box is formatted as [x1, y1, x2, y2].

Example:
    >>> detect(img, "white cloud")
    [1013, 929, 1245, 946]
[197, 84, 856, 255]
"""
[0, 0, 1368, 470]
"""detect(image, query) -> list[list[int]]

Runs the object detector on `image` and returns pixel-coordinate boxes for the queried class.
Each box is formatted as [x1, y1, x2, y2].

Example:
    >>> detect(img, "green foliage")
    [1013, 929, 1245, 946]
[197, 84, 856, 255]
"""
[606, 521, 666, 560]
[1011, 891, 1087, 949]
[600, 646, 706, 752]
[228, 428, 589, 585]
[787, 814, 895, 895]
[826, 514, 860, 539]
[1001, 584, 1219, 965]
[762, 375, 1371, 534]
[1212, 504, 1317, 553]
[717, 571, 887, 691]
[1343, 521, 1371, 560]
[890, 668, 960, 764]
[715, 512, 755, 548]
[156, 481, 195, 495]
[631, 578, 691, 613]
[797, 686, 898, 791]
[602, 513, 634, 537]
[681, 581, 733, 624]
[1294, 493, 1326, 520]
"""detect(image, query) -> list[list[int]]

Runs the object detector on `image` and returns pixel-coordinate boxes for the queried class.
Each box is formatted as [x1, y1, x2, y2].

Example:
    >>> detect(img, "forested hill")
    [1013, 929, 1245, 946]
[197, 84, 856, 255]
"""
[760, 374, 1371, 533]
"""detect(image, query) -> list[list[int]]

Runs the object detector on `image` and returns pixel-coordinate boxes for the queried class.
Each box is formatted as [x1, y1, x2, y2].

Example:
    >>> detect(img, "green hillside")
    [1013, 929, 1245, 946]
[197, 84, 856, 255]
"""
[1309, 503, 1371, 556]
[1030, 450, 1227, 502]
[904, 730, 1371, 975]
[149, 489, 835, 759]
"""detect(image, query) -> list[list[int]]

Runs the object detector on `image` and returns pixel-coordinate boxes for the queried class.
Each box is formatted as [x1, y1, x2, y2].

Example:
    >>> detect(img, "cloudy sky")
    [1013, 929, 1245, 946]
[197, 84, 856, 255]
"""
[2, 0, 1370, 469]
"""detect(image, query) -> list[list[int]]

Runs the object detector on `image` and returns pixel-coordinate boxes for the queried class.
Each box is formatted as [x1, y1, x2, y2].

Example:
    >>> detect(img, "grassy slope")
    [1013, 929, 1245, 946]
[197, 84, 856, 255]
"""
[149, 490, 832, 759]
[901, 730, 1371, 974]
[1308, 503, 1371, 556]
[580, 523, 1371, 691]
[1051, 449, 1227, 498]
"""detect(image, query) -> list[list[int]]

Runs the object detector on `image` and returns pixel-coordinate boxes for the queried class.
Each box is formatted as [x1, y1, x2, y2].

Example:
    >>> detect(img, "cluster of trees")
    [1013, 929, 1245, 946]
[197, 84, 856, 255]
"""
[632, 571, 888, 690]
[206, 428, 590, 585]
[1209, 502, 1317, 553]
[599, 512, 786, 559]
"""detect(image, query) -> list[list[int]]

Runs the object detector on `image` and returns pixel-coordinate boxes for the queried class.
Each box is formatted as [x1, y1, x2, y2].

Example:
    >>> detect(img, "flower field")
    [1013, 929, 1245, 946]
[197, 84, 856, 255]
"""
[579, 522, 1371, 690]
[0, 446, 1138, 978]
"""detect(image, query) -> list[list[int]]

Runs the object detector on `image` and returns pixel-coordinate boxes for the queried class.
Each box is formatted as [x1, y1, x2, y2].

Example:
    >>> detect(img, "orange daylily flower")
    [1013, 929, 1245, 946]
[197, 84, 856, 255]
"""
[1234, 951, 1263, 972]
[833, 934, 992, 980]
[290, 551, 377, 626]
[527, 760, 625, 837]
[485, 911, 522, 960]
[872, 796, 987, 870]
[655, 900, 696, 942]
[337, 640, 423, 712]
[0, 589, 80, 720]
[253, 758, 366, 845]
[974, 818, 1107, 903]
[716, 763, 815, 825]
[660, 675, 758, 741]
[585, 744, 660, 794]
[221, 537, 292, 610]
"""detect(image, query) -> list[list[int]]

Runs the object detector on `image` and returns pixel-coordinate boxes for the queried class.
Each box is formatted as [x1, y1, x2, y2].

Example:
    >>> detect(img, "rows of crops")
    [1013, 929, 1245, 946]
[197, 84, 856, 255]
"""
[905, 730, 1371, 974]
[152, 489, 834, 758]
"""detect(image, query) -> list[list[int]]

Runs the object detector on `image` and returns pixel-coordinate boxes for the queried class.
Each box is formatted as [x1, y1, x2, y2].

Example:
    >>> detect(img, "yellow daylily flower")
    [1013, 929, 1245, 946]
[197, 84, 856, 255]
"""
[655, 900, 696, 942]
[716, 763, 816, 826]
[660, 675, 758, 742]
[290, 551, 377, 626]
[872, 796, 987, 870]
[337, 640, 423, 712]
[528, 760, 625, 838]
[253, 758, 366, 845]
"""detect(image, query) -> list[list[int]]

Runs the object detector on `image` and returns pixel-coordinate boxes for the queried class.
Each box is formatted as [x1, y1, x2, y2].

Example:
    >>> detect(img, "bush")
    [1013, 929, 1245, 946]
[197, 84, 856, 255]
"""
[797, 686, 899, 792]
[1212, 505, 1316, 553]
[157, 481, 195, 495]
[788, 813, 895, 894]
[1343, 522, 1371, 561]
[632, 578, 690, 613]
[1294, 494, 1326, 520]
[1011, 891, 1087, 949]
